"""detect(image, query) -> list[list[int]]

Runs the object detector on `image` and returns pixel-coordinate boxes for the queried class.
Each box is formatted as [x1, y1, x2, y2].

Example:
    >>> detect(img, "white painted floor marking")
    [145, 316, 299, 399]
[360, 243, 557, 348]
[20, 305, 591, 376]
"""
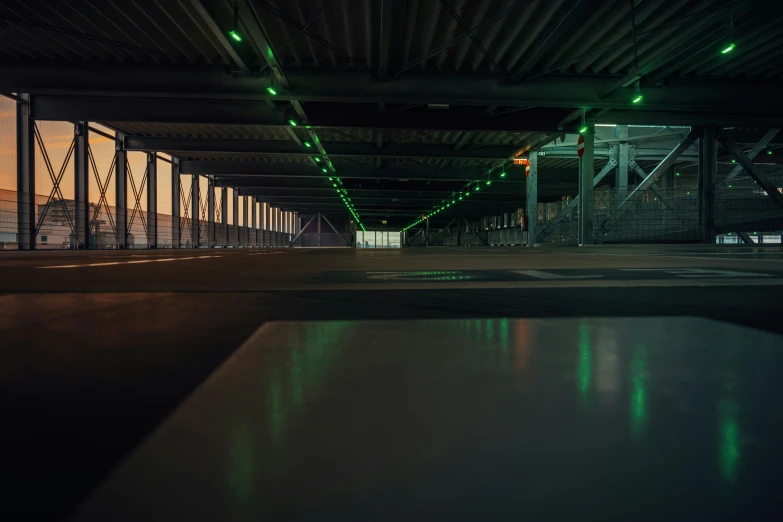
[38, 255, 222, 269]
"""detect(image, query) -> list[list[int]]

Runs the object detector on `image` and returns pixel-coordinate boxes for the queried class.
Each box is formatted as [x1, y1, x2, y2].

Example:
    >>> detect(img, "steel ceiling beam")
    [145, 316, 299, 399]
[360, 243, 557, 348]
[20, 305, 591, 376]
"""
[29, 93, 783, 130]
[181, 160, 575, 181]
[377, 0, 393, 79]
[125, 135, 517, 160]
[8, 65, 783, 115]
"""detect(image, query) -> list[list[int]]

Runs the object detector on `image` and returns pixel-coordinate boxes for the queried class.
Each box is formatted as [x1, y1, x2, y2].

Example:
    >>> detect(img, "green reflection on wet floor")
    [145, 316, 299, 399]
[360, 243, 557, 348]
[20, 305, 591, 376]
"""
[630, 345, 647, 435]
[267, 322, 348, 442]
[720, 400, 741, 483]
[228, 422, 254, 504]
[578, 322, 592, 401]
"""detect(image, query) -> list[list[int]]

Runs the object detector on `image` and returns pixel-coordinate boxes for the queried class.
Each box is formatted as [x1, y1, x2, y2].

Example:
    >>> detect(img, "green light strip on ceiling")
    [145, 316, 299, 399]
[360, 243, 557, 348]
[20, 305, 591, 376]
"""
[290, 118, 366, 231]
[401, 161, 515, 232]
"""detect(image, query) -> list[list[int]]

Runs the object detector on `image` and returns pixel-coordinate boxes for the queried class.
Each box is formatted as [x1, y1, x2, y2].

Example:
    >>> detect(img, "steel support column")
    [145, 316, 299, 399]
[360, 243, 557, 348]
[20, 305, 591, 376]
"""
[717, 132, 783, 211]
[322, 214, 348, 246]
[232, 188, 239, 230]
[147, 152, 157, 248]
[242, 195, 248, 230]
[526, 152, 538, 246]
[251, 196, 256, 246]
[74, 122, 89, 249]
[539, 159, 616, 241]
[207, 177, 215, 247]
[698, 127, 717, 243]
[16, 94, 34, 250]
[116, 135, 128, 248]
[616, 125, 629, 203]
[220, 187, 228, 247]
[425, 216, 430, 246]
[291, 213, 315, 246]
[578, 125, 595, 245]
[317, 212, 321, 247]
[172, 158, 180, 248]
[725, 129, 780, 183]
[221, 186, 228, 246]
[191, 174, 199, 248]
[601, 132, 698, 234]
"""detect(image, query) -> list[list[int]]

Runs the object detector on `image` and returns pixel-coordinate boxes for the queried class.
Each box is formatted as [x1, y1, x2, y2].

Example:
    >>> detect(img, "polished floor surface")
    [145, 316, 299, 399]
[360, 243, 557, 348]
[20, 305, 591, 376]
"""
[1, 245, 782, 520]
[72, 318, 783, 521]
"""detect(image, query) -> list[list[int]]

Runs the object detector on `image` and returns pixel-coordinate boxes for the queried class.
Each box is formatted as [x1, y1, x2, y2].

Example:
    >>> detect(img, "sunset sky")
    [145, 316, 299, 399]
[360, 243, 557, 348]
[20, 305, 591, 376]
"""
[0, 96, 240, 225]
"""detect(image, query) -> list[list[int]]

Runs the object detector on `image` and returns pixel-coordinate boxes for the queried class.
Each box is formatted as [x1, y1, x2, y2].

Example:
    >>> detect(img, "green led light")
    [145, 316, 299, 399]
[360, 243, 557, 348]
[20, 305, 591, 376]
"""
[229, 30, 242, 42]
[289, 119, 298, 127]
[728, 184, 732, 188]
[731, 159, 736, 163]
[579, 126, 588, 134]
[304, 141, 312, 148]
[266, 86, 277, 96]
[767, 149, 773, 155]
[475, 185, 480, 191]
[686, 191, 691, 195]
[721, 42, 736, 54]
[322, 168, 328, 173]
[314, 157, 321, 162]
[465, 191, 470, 197]
[632, 94, 643, 104]
[500, 171, 506, 178]
[486, 180, 492, 185]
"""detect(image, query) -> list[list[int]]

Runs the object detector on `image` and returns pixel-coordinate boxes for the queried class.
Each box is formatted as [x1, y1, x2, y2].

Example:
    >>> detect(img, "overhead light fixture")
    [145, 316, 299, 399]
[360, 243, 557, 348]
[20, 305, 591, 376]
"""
[322, 167, 328, 173]
[314, 157, 321, 162]
[500, 170, 507, 178]
[474, 184, 480, 191]
[266, 86, 277, 96]
[579, 108, 588, 134]
[304, 141, 312, 148]
[767, 146, 773, 155]
[632, 80, 643, 104]
[720, 17, 735, 55]
[289, 119, 298, 127]
[229, 30, 242, 42]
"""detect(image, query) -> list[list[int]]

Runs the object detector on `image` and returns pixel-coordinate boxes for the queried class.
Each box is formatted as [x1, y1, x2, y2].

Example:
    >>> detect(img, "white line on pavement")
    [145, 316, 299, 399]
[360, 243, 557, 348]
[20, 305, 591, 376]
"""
[38, 255, 222, 269]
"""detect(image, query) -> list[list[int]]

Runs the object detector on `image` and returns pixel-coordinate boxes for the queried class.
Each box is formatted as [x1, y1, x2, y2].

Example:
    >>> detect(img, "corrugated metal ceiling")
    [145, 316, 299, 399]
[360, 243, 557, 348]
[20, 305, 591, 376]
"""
[1, 0, 780, 79]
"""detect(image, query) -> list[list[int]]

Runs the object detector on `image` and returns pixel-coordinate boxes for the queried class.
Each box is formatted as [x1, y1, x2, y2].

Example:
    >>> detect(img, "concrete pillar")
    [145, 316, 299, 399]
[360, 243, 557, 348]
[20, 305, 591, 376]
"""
[698, 127, 717, 244]
[116, 134, 128, 248]
[207, 177, 215, 247]
[16, 94, 34, 250]
[615, 125, 629, 205]
[74, 122, 89, 249]
[191, 174, 199, 248]
[171, 158, 180, 248]
[526, 152, 538, 246]
[243, 195, 248, 229]
[147, 152, 157, 248]
[579, 125, 595, 245]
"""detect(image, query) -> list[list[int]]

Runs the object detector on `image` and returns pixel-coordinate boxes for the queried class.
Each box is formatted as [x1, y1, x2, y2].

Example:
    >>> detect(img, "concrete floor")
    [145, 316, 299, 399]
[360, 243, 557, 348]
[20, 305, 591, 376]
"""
[1, 245, 782, 520]
[73, 318, 783, 522]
